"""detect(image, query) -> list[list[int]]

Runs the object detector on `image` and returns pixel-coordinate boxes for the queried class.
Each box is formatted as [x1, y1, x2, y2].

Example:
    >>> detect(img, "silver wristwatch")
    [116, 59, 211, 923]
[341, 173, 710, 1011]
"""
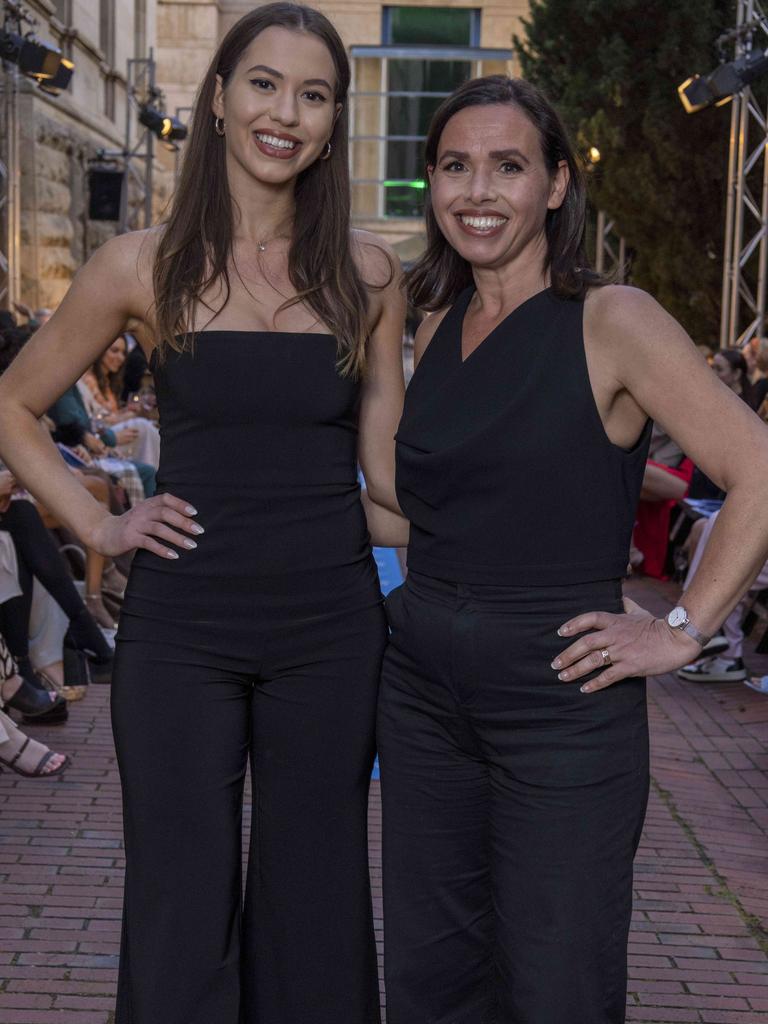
[666, 606, 711, 647]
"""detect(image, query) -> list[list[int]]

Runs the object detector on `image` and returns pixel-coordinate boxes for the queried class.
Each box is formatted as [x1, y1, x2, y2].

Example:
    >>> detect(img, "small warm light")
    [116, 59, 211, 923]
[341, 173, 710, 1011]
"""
[588, 146, 601, 164]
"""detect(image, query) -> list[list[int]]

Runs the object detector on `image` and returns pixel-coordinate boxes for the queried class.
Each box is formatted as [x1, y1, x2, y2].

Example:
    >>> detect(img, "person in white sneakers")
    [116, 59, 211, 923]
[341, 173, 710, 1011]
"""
[677, 508, 768, 682]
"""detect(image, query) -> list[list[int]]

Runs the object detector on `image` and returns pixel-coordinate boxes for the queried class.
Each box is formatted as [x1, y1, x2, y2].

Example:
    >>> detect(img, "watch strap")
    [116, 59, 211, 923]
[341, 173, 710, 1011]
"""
[681, 620, 711, 647]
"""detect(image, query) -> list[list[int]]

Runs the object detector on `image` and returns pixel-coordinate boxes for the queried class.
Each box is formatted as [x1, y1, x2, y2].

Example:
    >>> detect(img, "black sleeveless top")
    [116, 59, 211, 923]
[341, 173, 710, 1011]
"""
[395, 286, 652, 586]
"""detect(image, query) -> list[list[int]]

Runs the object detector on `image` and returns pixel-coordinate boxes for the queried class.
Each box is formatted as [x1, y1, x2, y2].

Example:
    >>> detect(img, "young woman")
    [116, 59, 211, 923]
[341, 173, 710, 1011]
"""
[375, 76, 768, 1023]
[0, 5, 404, 1022]
[78, 334, 161, 470]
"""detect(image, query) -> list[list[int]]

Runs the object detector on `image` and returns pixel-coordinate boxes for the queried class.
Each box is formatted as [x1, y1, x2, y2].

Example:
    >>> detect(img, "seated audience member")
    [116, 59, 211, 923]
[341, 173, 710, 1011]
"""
[712, 348, 759, 407]
[49, 383, 155, 502]
[78, 335, 160, 470]
[0, 492, 114, 700]
[748, 338, 768, 416]
[120, 332, 151, 401]
[0, 528, 89, 705]
[632, 424, 694, 578]
[677, 508, 768, 683]
[0, 632, 69, 775]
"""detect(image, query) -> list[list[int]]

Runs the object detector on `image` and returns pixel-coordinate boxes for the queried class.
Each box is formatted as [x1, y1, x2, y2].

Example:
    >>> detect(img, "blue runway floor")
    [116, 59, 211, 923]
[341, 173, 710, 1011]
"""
[371, 546, 404, 780]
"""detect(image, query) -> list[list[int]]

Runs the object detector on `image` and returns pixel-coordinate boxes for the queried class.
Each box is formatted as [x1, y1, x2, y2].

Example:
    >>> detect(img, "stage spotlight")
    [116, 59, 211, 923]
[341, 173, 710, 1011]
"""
[138, 104, 188, 144]
[0, 29, 61, 79]
[679, 49, 768, 113]
[38, 57, 74, 96]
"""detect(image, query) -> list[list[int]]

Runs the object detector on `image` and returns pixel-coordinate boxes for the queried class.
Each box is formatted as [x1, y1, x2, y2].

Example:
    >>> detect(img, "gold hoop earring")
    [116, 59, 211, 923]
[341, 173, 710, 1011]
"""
[320, 140, 332, 161]
[214, 116, 225, 137]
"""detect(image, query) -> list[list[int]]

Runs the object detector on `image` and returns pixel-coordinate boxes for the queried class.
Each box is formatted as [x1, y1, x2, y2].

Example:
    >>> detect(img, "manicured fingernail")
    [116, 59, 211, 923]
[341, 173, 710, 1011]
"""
[558, 627, 567, 636]
[551, 659, 561, 670]
[185, 505, 197, 515]
[558, 671, 568, 681]
[167, 550, 179, 559]
[184, 539, 197, 549]
[580, 685, 592, 693]
[190, 523, 204, 535]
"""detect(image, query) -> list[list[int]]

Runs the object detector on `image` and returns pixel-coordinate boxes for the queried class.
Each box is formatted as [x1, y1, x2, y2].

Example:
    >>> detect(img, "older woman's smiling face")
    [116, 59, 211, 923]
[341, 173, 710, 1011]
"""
[428, 103, 568, 272]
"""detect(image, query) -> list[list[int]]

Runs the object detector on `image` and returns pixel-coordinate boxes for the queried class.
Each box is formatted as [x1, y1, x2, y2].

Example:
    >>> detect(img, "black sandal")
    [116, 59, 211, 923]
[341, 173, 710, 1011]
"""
[0, 637, 68, 718]
[0, 726, 70, 778]
[3, 677, 67, 718]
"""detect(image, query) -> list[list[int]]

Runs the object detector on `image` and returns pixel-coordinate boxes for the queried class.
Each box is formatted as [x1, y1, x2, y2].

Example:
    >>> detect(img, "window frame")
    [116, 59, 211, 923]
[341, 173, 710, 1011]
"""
[349, 45, 512, 220]
[382, 6, 481, 47]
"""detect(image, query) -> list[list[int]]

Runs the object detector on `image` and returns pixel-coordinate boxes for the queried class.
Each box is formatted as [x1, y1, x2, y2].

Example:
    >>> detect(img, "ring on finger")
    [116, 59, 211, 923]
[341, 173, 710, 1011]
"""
[599, 648, 612, 668]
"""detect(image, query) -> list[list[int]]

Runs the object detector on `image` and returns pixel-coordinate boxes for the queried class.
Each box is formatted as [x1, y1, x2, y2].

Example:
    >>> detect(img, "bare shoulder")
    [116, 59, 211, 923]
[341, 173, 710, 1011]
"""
[414, 307, 450, 368]
[584, 284, 685, 345]
[85, 226, 162, 304]
[351, 228, 401, 290]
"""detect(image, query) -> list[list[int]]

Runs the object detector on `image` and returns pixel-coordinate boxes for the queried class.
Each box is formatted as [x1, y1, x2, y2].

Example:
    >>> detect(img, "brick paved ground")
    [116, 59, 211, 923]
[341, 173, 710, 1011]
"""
[1, 576, 767, 1024]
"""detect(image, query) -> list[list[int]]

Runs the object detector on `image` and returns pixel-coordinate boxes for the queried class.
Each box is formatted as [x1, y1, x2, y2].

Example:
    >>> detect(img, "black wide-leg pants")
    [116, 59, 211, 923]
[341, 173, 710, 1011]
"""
[378, 572, 650, 1024]
[111, 598, 385, 1024]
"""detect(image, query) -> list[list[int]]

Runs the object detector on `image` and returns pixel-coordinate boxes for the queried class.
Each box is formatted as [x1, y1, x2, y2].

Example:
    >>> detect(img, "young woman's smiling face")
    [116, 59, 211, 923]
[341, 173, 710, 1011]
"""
[428, 103, 568, 272]
[212, 26, 341, 188]
[100, 337, 126, 375]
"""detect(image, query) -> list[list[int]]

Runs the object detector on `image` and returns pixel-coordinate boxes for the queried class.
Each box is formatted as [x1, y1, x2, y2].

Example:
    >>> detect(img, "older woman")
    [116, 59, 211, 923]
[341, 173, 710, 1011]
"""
[374, 76, 768, 1024]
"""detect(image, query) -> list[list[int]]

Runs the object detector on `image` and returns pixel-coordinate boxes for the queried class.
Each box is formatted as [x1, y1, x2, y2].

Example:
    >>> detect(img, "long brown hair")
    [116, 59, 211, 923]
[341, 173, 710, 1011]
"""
[153, 2, 373, 377]
[91, 336, 126, 407]
[407, 75, 605, 312]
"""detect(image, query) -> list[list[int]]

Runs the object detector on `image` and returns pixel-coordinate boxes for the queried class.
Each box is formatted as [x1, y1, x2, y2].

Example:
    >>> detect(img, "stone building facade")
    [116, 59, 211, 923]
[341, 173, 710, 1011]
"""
[4, 0, 529, 307]
[2, 1, 163, 308]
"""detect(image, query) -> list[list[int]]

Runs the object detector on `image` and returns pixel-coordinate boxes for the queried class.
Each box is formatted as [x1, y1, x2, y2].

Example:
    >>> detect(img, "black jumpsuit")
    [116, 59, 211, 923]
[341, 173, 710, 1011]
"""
[379, 287, 652, 1023]
[111, 331, 385, 1024]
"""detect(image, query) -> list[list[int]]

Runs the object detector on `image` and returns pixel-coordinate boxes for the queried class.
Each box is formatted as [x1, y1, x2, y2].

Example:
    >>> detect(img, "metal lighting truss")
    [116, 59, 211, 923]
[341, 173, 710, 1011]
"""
[720, 0, 768, 348]
[0, 0, 33, 308]
[118, 51, 159, 233]
[0, 59, 20, 307]
[595, 210, 626, 283]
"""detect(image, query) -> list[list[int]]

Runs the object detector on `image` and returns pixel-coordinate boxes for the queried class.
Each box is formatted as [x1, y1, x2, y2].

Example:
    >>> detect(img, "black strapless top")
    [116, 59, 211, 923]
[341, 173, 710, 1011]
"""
[134, 331, 371, 580]
[396, 287, 651, 586]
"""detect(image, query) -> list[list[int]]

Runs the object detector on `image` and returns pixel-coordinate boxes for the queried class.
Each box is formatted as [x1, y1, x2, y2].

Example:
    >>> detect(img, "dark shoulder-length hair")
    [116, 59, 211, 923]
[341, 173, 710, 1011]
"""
[153, 2, 372, 377]
[407, 75, 605, 312]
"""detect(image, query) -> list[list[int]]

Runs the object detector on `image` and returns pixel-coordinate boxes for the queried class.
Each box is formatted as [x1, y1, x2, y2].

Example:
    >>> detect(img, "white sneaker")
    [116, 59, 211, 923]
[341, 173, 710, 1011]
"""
[677, 656, 746, 683]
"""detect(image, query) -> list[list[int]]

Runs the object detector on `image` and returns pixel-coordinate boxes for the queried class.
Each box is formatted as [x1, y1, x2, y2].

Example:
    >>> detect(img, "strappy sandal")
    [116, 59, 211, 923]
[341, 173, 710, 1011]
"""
[0, 639, 67, 718]
[0, 716, 70, 777]
[37, 668, 87, 704]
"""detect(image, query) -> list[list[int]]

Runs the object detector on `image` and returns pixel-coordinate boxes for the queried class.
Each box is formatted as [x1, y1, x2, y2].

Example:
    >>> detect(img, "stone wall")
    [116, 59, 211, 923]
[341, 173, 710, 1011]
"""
[10, 0, 174, 307]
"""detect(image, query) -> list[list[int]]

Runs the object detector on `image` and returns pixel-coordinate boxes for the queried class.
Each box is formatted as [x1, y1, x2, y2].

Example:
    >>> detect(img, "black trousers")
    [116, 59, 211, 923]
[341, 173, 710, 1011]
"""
[111, 596, 385, 1024]
[378, 572, 649, 1024]
[0, 498, 110, 661]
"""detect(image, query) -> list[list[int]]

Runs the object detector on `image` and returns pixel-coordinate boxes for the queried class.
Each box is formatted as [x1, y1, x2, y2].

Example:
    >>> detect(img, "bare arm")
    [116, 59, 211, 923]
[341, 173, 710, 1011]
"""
[0, 230, 200, 558]
[556, 286, 768, 689]
[361, 489, 410, 547]
[356, 233, 407, 515]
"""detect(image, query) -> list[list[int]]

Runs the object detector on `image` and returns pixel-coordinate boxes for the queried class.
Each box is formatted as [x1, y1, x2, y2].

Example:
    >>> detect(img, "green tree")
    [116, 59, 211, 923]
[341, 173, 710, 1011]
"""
[514, 0, 735, 344]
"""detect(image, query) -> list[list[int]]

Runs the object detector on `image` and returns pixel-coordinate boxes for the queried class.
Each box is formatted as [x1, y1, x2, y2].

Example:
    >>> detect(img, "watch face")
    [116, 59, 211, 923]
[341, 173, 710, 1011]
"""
[668, 606, 687, 628]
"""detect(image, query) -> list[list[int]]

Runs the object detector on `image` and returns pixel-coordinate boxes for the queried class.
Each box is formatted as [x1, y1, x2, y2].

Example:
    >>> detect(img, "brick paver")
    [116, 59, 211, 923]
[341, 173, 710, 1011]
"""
[1, 576, 767, 1023]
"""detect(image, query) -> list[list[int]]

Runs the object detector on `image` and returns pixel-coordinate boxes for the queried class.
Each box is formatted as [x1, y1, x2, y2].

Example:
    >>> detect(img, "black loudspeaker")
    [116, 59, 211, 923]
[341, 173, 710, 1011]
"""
[88, 169, 124, 221]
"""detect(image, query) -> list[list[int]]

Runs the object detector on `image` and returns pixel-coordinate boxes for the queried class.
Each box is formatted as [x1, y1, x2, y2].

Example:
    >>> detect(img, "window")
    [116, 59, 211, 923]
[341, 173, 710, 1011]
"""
[53, 1, 72, 23]
[384, 7, 479, 46]
[349, 9, 510, 220]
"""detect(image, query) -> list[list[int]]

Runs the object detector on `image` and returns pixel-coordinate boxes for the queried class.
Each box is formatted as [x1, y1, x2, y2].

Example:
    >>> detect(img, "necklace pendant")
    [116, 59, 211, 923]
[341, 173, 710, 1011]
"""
[257, 241, 267, 253]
